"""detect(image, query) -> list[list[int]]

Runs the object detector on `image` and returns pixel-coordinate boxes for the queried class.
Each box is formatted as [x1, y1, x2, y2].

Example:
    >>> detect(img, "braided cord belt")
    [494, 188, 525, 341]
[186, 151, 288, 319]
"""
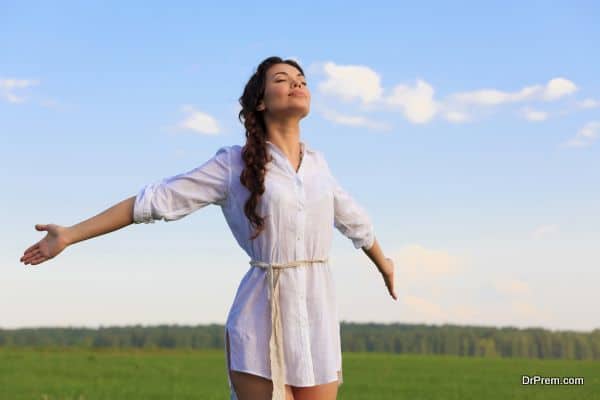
[249, 258, 329, 400]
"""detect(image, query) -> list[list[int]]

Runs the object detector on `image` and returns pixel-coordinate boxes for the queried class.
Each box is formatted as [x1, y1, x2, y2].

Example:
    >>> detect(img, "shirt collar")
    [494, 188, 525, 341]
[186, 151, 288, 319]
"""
[265, 139, 314, 156]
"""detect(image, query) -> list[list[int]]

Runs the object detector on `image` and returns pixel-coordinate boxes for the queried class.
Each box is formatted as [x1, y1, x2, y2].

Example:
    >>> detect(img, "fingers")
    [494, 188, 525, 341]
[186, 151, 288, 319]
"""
[387, 282, 397, 300]
[28, 255, 47, 265]
[21, 249, 42, 264]
[383, 257, 397, 300]
[385, 276, 398, 301]
[24, 253, 47, 265]
[22, 248, 39, 261]
[23, 243, 39, 256]
[21, 225, 48, 264]
[21, 251, 32, 263]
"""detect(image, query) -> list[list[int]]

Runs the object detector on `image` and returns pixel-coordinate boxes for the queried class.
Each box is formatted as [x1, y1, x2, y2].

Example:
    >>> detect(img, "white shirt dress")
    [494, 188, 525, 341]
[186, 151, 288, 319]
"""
[132, 140, 376, 400]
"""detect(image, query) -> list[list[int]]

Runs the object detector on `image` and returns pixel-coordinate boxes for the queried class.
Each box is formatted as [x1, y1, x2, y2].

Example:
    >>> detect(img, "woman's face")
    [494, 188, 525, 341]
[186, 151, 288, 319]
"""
[257, 63, 310, 120]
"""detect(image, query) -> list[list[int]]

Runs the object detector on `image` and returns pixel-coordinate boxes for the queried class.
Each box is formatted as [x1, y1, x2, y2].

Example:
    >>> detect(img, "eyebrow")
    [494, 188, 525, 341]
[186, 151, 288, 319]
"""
[272, 71, 305, 79]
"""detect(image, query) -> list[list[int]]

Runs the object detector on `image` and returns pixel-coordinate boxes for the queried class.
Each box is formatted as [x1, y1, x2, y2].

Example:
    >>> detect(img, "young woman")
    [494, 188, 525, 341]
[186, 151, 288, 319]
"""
[20, 56, 397, 400]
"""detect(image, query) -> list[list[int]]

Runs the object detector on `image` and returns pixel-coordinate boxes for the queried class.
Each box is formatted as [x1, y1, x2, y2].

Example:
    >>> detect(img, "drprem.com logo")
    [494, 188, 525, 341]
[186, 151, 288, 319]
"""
[522, 375, 584, 385]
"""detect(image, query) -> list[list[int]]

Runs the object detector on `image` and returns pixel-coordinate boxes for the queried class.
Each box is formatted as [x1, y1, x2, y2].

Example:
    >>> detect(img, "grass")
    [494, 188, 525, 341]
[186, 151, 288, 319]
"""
[0, 347, 598, 399]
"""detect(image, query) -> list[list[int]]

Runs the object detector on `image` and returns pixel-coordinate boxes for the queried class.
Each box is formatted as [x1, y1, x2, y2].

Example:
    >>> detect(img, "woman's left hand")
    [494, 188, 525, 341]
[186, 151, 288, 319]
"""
[380, 257, 398, 301]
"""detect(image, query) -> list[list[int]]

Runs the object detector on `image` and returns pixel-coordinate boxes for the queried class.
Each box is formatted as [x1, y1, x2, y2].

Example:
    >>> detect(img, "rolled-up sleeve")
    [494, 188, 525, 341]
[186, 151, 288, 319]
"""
[321, 154, 376, 250]
[132, 146, 231, 224]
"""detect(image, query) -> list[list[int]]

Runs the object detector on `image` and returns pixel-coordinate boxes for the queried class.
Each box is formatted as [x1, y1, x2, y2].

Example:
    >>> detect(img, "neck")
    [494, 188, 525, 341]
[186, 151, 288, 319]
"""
[264, 118, 302, 161]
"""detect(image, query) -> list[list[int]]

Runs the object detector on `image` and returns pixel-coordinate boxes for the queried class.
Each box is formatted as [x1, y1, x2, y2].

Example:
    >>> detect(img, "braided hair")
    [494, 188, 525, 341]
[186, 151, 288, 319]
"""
[237, 56, 306, 240]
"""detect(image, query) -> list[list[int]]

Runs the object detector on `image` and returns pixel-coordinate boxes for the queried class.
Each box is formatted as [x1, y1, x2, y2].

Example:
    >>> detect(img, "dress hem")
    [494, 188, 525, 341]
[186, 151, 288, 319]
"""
[226, 326, 342, 388]
[229, 366, 341, 387]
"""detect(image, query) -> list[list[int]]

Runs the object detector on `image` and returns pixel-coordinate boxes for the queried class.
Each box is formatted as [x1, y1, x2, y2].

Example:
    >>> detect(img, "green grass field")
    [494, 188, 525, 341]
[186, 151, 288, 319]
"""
[1, 348, 598, 399]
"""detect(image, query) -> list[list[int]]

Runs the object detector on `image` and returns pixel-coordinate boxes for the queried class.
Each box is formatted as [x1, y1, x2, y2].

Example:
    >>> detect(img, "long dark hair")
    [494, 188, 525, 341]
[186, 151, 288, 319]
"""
[238, 56, 305, 240]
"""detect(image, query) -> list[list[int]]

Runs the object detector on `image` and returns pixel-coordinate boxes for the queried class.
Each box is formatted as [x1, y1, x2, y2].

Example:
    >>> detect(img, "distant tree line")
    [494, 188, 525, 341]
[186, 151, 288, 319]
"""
[1, 322, 598, 360]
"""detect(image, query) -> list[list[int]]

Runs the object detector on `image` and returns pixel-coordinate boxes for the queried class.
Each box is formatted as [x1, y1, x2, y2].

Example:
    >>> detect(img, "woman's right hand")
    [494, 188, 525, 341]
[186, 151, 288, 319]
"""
[20, 224, 71, 266]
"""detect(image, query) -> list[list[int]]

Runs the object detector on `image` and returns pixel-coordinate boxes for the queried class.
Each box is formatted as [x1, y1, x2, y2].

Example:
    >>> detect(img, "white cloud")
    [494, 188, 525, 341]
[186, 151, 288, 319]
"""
[532, 224, 560, 239]
[542, 77, 577, 101]
[494, 279, 531, 296]
[336, 241, 568, 328]
[578, 98, 600, 109]
[452, 305, 479, 320]
[521, 107, 548, 121]
[312, 61, 580, 126]
[494, 278, 552, 321]
[396, 244, 466, 281]
[318, 108, 391, 130]
[511, 300, 551, 319]
[564, 121, 600, 148]
[439, 77, 575, 123]
[450, 88, 522, 105]
[384, 79, 438, 124]
[443, 110, 471, 123]
[401, 294, 482, 323]
[403, 294, 445, 319]
[318, 61, 383, 105]
[0, 78, 40, 103]
[448, 77, 577, 106]
[177, 105, 220, 135]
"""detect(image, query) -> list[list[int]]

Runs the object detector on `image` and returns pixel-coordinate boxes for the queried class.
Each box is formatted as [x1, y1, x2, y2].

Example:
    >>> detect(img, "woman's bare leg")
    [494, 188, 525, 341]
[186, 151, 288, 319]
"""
[226, 329, 294, 400]
[292, 378, 339, 400]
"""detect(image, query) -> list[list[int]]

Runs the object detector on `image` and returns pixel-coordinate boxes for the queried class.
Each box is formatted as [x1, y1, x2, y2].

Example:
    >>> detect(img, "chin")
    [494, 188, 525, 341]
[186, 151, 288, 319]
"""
[293, 109, 309, 120]
[281, 106, 310, 119]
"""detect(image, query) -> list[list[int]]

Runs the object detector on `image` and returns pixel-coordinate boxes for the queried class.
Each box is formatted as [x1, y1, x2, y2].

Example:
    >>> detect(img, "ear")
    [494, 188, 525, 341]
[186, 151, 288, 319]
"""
[256, 101, 265, 112]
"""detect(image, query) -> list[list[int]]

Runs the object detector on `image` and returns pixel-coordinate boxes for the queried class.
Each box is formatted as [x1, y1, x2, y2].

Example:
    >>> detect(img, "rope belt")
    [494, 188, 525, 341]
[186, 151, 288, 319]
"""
[249, 258, 329, 400]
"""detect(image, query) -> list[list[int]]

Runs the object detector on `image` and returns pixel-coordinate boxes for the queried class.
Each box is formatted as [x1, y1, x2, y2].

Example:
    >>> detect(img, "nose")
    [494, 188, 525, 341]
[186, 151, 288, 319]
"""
[291, 79, 302, 88]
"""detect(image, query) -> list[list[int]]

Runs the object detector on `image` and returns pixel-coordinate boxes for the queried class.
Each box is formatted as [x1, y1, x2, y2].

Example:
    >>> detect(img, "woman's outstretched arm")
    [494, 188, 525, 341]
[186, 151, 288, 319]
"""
[20, 195, 136, 266]
[319, 153, 397, 301]
[65, 195, 136, 245]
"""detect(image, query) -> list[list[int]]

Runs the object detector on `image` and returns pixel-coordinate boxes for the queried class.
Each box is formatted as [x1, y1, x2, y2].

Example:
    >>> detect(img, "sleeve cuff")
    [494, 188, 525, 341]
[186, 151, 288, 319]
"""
[132, 184, 156, 224]
[353, 226, 375, 250]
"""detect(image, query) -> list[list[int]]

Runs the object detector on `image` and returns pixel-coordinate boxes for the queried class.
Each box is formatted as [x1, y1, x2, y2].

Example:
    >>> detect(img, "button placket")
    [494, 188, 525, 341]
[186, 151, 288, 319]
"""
[295, 177, 305, 259]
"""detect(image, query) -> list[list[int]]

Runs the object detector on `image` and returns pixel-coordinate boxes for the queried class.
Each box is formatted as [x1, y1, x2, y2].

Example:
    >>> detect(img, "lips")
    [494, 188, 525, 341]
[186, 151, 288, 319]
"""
[289, 91, 307, 97]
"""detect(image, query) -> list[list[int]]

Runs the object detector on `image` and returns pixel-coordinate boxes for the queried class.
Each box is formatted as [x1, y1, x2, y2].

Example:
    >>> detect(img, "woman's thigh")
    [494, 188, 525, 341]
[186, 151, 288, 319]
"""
[292, 381, 338, 400]
[226, 329, 294, 400]
[229, 370, 294, 400]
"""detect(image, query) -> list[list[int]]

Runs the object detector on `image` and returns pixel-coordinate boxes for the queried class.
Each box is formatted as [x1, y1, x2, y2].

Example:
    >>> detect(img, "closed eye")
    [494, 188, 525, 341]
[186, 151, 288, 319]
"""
[276, 79, 307, 85]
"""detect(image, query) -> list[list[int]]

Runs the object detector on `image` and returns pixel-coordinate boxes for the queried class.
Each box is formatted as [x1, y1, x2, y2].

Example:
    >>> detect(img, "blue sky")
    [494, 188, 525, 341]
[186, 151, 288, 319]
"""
[2, 1, 599, 332]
